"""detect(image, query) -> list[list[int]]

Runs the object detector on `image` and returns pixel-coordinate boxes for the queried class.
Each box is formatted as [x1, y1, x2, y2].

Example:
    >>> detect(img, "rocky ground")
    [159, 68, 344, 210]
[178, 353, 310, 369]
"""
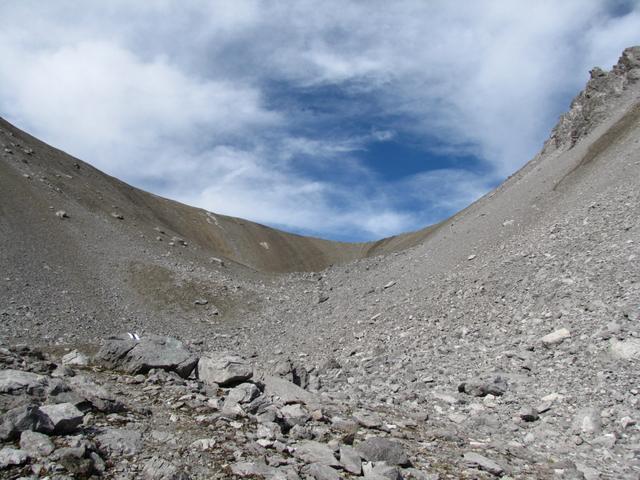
[1, 48, 639, 479]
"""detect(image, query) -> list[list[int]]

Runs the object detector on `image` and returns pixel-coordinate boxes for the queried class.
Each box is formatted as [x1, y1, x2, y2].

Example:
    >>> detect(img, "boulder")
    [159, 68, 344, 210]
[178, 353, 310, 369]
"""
[39, 402, 84, 434]
[198, 353, 253, 387]
[340, 445, 362, 475]
[0, 369, 47, 395]
[66, 375, 126, 413]
[356, 438, 410, 467]
[0, 405, 54, 440]
[19, 431, 55, 457]
[0, 447, 28, 469]
[95, 334, 198, 378]
[293, 440, 340, 467]
[281, 404, 311, 427]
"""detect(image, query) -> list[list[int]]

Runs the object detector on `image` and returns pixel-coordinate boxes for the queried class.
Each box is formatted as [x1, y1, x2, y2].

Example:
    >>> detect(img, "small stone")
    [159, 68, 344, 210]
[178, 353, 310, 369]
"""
[383, 281, 396, 289]
[620, 416, 636, 429]
[518, 408, 539, 422]
[541, 328, 571, 347]
[194, 299, 208, 305]
[190, 438, 216, 451]
[55, 210, 69, 219]
[111, 212, 124, 220]
[463, 452, 504, 476]
[467, 254, 476, 260]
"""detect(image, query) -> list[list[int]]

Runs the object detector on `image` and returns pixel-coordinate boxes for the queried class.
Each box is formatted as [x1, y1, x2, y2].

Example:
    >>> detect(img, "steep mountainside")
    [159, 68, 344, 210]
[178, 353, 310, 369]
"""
[0, 47, 639, 480]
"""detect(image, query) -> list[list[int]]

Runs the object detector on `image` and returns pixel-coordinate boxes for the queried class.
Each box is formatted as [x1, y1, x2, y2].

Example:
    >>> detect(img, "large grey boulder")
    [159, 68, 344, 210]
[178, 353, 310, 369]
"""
[0, 369, 47, 395]
[39, 402, 84, 434]
[19, 431, 55, 457]
[95, 335, 198, 378]
[66, 375, 126, 413]
[0, 447, 28, 469]
[198, 353, 252, 387]
[0, 405, 54, 441]
[356, 438, 410, 467]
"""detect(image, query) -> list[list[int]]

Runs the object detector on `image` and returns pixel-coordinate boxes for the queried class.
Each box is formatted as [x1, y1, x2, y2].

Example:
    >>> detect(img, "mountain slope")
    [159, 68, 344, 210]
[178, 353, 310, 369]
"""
[0, 46, 639, 479]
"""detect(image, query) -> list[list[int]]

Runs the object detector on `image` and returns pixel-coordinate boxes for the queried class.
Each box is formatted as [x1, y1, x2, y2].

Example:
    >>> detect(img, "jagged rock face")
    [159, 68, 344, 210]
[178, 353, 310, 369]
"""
[548, 46, 640, 150]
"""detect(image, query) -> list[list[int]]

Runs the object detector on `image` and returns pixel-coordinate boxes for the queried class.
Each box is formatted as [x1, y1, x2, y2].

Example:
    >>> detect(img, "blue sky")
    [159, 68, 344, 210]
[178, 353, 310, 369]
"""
[0, 1, 639, 241]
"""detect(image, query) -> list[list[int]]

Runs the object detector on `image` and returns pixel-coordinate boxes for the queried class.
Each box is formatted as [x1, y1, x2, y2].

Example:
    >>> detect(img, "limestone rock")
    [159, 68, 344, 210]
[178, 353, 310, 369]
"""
[356, 438, 410, 467]
[541, 328, 571, 347]
[95, 334, 198, 378]
[463, 452, 504, 476]
[39, 402, 84, 434]
[198, 352, 252, 387]
[19, 430, 55, 457]
[0, 447, 28, 469]
[95, 428, 143, 457]
[294, 440, 340, 467]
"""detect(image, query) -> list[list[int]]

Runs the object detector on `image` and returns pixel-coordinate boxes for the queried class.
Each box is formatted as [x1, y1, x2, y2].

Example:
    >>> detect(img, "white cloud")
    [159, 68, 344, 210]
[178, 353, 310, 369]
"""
[0, 1, 638, 240]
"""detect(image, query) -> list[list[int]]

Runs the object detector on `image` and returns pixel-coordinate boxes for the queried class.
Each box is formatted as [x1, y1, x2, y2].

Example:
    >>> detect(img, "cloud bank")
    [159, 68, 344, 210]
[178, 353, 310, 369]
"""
[0, 1, 638, 240]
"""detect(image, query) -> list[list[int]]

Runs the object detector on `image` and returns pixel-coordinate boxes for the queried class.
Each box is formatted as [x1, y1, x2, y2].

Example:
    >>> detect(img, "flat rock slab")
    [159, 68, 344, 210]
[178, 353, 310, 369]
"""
[294, 440, 340, 467]
[307, 463, 341, 480]
[95, 335, 198, 378]
[0, 369, 47, 394]
[96, 428, 143, 457]
[198, 353, 253, 387]
[356, 438, 410, 467]
[340, 445, 362, 475]
[463, 452, 505, 477]
[143, 456, 182, 480]
[39, 402, 84, 434]
[231, 461, 289, 479]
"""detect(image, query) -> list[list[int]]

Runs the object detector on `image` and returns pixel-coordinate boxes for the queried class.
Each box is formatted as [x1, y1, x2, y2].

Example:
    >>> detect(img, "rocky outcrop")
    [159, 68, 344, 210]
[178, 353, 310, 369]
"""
[547, 46, 640, 150]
